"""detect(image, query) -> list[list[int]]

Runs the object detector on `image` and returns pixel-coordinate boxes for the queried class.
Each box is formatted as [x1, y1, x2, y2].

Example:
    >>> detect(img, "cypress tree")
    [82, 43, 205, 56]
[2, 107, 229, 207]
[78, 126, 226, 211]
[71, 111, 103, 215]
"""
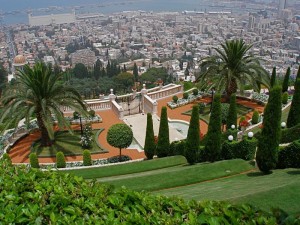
[256, 86, 282, 173]
[226, 94, 237, 130]
[282, 67, 290, 93]
[144, 113, 156, 159]
[94, 59, 101, 80]
[296, 66, 300, 80]
[205, 94, 222, 162]
[133, 63, 139, 82]
[157, 106, 170, 157]
[270, 67, 276, 88]
[185, 105, 200, 164]
[287, 78, 300, 128]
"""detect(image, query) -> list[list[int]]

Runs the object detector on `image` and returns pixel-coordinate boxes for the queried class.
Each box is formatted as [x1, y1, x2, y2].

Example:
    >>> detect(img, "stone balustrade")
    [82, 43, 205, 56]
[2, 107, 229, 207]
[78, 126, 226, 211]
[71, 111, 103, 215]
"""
[148, 84, 182, 100]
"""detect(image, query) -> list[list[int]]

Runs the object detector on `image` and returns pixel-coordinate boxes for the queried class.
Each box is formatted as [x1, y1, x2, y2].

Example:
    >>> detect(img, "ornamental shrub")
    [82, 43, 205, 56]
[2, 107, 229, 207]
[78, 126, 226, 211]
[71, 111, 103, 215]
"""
[81, 124, 93, 149]
[156, 107, 170, 157]
[83, 150, 92, 166]
[172, 95, 178, 103]
[221, 140, 239, 160]
[174, 140, 186, 156]
[281, 123, 300, 143]
[144, 113, 156, 159]
[73, 111, 80, 120]
[221, 103, 230, 128]
[256, 86, 282, 173]
[183, 92, 189, 99]
[205, 94, 222, 162]
[251, 110, 260, 124]
[192, 88, 199, 96]
[88, 110, 95, 118]
[237, 137, 258, 160]
[185, 105, 200, 164]
[56, 151, 66, 168]
[270, 67, 276, 87]
[29, 153, 39, 168]
[222, 128, 238, 142]
[226, 94, 237, 130]
[282, 67, 290, 93]
[198, 102, 205, 114]
[277, 140, 300, 169]
[287, 78, 300, 128]
[282, 92, 288, 105]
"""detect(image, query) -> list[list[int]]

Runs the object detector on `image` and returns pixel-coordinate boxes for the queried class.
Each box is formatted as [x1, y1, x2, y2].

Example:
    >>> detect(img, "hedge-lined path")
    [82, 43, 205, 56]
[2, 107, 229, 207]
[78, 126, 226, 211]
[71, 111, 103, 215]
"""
[8, 95, 265, 164]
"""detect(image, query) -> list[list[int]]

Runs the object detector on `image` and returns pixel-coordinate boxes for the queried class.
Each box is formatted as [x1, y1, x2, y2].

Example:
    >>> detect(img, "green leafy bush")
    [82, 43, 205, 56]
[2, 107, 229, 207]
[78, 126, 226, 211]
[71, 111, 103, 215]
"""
[221, 103, 230, 125]
[198, 102, 205, 114]
[83, 150, 92, 166]
[29, 153, 39, 168]
[172, 95, 178, 103]
[192, 88, 199, 96]
[2, 153, 12, 165]
[237, 137, 258, 160]
[282, 92, 289, 105]
[221, 140, 239, 160]
[281, 123, 300, 143]
[107, 155, 131, 163]
[222, 128, 238, 142]
[81, 124, 93, 149]
[0, 158, 298, 224]
[251, 110, 260, 124]
[56, 151, 66, 168]
[170, 140, 186, 156]
[277, 140, 300, 169]
[88, 109, 95, 118]
[73, 111, 80, 120]
[183, 92, 189, 99]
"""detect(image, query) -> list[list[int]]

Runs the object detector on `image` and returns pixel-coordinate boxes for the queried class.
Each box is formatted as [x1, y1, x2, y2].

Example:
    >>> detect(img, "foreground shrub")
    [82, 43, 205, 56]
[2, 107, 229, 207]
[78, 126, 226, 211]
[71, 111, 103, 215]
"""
[83, 150, 92, 166]
[251, 110, 260, 124]
[237, 137, 257, 160]
[107, 155, 131, 163]
[56, 151, 66, 168]
[144, 113, 156, 159]
[282, 92, 289, 105]
[170, 140, 186, 156]
[221, 140, 239, 160]
[29, 153, 39, 168]
[2, 153, 12, 165]
[277, 140, 300, 169]
[1, 158, 298, 224]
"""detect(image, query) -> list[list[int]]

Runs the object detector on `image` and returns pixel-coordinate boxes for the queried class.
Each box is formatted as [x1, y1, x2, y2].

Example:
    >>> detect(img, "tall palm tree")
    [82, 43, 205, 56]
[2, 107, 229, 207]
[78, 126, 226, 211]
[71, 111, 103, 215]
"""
[0, 62, 88, 146]
[196, 39, 270, 100]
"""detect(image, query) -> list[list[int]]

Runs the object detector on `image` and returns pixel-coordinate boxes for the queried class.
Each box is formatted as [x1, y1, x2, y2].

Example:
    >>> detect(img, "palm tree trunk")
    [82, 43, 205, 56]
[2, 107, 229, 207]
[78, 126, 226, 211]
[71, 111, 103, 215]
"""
[36, 112, 52, 146]
[226, 79, 237, 102]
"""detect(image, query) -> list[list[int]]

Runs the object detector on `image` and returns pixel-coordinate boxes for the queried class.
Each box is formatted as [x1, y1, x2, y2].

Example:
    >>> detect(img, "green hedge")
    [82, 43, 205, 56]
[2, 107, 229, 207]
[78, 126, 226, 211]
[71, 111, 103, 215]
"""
[277, 140, 300, 169]
[183, 92, 189, 99]
[221, 140, 239, 160]
[222, 129, 238, 142]
[56, 151, 66, 168]
[282, 92, 289, 105]
[2, 153, 12, 165]
[169, 140, 185, 156]
[83, 150, 92, 166]
[281, 124, 300, 143]
[29, 153, 39, 168]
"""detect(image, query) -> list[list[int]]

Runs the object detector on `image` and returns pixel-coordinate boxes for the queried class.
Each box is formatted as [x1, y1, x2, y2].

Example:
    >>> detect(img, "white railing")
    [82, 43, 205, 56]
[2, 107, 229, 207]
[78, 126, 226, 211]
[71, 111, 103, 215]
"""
[144, 95, 157, 114]
[111, 100, 124, 119]
[148, 84, 182, 100]
[62, 100, 112, 112]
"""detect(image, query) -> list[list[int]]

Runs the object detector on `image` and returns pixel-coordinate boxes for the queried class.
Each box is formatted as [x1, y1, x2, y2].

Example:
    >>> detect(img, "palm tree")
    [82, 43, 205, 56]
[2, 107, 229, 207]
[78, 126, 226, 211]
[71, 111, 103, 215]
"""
[0, 62, 87, 146]
[196, 39, 270, 100]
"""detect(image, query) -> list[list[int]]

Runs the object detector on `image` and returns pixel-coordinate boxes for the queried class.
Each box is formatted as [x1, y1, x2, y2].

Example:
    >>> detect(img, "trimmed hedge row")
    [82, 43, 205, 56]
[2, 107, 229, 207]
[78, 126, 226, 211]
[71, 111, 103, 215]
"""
[221, 137, 258, 161]
[277, 140, 300, 169]
[281, 124, 300, 143]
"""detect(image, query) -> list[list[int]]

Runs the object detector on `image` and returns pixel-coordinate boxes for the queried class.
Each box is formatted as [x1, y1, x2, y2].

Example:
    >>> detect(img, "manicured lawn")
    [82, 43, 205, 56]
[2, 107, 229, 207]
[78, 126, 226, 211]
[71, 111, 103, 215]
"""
[31, 129, 107, 157]
[99, 159, 254, 191]
[65, 156, 187, 179]
[156, 168, 300, 215]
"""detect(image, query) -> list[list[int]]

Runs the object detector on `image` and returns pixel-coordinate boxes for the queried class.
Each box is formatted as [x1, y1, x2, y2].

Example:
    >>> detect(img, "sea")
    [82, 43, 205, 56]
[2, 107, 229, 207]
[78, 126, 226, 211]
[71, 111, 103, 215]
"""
[0, 0, 264, 25]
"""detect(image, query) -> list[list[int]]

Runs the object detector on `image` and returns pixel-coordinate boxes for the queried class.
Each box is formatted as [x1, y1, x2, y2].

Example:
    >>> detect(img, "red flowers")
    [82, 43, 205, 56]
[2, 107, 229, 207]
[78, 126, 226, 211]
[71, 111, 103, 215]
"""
[239, 120, 249, 128]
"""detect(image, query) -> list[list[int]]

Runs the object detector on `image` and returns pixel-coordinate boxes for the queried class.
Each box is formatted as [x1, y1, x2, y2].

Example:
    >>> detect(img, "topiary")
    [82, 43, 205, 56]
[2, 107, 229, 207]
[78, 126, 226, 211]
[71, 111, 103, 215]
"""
[1, 153, 12, 166]
[277, 140, 300, 169]
[156, 107, 170, 157]
[221, 140, 238, 160]
[183, 92, 189, 99]
[236, 137, 258, 160]
[251, 110, 260, 124]
[226, 94, 237, 130]
[73, 111, 80, 120]
[144, 113, 156, 159]
[282, 92, 288, 105]
[88, 110, 95, 118]
[192, 89, 199, 96]
[287, 78, 300, 128]
[282, 67, 290, 93]
[185, 105, 200, 164]
[29, 153, 39, 168]
[198, 102, 205, 114]
[83, 150, 92, 166]
[172, 95, 178, 103]
[56, 151, 66, 168]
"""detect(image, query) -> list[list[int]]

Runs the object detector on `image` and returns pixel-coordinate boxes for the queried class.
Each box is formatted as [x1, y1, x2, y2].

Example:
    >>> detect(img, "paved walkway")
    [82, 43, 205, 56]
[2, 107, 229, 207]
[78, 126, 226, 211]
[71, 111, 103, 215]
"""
[8, 95, 265, 164]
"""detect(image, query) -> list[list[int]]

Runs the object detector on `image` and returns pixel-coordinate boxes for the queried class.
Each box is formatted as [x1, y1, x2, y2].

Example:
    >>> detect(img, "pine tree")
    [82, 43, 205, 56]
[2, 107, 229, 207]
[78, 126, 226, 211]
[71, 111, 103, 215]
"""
[133, 63, 139, 82]
[296, 66, 300, 80]
[282, 67, 290, 93]
[144, 113, 156, 159]
[205, 94, 222, 162]
[287, 78, 300, 128]
[157, 106, 170, 157]
[270, 67, 276, 87]
[185, 105, 200, 164]
[226, 94, 237, 130]
[94, 59, 101, 80]
[256, 86, 282, 173]
[106, 60, 111, 77]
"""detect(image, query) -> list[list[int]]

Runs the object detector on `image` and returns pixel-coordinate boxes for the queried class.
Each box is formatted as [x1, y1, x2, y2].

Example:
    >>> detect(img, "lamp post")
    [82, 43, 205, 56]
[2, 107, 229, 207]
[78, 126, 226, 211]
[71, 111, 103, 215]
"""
[228, 135, 234, 142]
[248, 132, 254, 139]
[281, 122, 286, 129]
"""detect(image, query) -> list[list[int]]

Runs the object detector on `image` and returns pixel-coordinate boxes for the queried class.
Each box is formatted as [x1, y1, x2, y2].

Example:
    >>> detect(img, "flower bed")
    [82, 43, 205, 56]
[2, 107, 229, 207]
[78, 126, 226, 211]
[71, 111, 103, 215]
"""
[167, 94, 202, 109]
[252, 92, 269, 104]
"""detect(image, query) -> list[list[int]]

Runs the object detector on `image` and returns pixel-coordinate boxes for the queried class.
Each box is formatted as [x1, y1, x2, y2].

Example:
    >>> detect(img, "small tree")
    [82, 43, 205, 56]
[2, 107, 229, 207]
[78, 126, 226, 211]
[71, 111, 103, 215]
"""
[56, 152, 66, 168]
[183, 92, 189, 99]
[287, 78, 300, 128]
[226, 94, 237, 130]
[185, 105, 200, 164]
[205, 94, 222, 162]
[156, 106, 170, 157]
[199, 102, 205, 114]
[107, 123, 133, 161]
[256, 86, 282, 173]
[144, 113, 156, 159]
[29, 153, 39, 168]
[172, 95, 178, 103]
[282, 67, 290, 93]
[83, 150, 92, 166]
[192, 89, 199, 96]
[282, 92, 288, 105]
[133, 62, 139, 82]
[270, 67, 276, 88]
